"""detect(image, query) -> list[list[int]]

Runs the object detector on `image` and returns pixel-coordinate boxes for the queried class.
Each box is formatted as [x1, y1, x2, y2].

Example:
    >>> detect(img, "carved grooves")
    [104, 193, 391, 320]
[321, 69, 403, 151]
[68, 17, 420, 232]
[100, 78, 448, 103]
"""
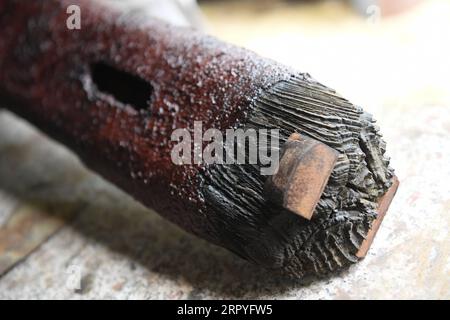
[201, 74, 394, 277]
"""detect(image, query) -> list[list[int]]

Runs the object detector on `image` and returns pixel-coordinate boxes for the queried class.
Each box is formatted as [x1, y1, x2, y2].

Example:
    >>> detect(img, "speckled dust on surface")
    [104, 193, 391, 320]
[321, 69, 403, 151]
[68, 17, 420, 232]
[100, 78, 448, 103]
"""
[0, 0, 449, 299]
[0, 101, 448, 299]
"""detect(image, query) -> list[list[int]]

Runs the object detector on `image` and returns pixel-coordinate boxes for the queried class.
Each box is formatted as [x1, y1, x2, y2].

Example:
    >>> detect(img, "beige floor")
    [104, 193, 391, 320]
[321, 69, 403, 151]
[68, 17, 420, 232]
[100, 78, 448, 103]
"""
[0, 0, 449, 299]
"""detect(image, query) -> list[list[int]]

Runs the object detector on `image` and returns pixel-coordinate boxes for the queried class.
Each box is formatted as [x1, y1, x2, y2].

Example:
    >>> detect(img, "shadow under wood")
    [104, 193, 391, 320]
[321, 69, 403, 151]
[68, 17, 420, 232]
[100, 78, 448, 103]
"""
[0, 110, 325, 298]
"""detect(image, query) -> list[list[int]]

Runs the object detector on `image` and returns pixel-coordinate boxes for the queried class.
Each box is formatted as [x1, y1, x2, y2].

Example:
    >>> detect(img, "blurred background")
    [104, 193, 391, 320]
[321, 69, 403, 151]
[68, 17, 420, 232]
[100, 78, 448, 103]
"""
[172, 0, 448, 115]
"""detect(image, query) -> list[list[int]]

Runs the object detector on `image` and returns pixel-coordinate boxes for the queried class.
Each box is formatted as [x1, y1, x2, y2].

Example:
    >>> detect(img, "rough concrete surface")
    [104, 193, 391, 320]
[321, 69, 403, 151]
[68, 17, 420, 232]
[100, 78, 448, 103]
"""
[0, 0, 449, 299]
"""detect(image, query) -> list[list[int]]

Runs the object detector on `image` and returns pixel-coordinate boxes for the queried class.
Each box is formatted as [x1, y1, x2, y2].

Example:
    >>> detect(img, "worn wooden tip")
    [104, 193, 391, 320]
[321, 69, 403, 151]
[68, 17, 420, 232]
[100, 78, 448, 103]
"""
[264, 133, 339, 220]
[356, 176, 400, 258]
